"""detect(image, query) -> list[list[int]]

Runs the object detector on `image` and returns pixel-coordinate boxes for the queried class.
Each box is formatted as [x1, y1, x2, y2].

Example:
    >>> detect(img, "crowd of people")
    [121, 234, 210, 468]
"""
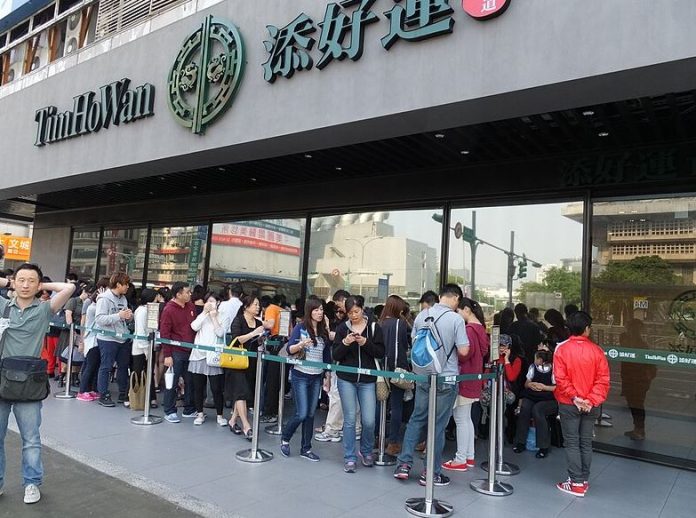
[0, 265, 610, 505]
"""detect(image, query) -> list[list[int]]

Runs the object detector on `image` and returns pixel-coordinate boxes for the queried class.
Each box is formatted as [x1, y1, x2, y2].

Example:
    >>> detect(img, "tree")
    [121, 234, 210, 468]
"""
[519, 267, 581, 306]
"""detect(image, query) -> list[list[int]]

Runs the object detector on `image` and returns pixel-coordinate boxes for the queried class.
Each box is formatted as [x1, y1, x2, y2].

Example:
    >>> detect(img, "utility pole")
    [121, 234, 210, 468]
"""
[507, 231, 515, 308]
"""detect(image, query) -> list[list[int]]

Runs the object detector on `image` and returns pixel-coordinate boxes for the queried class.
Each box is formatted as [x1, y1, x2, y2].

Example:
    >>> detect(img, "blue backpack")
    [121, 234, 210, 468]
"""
[411, 309, 455, 375]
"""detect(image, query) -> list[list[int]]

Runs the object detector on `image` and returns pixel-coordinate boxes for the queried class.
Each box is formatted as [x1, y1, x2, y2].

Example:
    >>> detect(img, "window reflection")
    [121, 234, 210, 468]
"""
[208, 219, 304, 302]
[68, 228, 100, 282]
[99, 227, 147, 287]
[307, 210, 441, 306]
[147, 226, 208, 287]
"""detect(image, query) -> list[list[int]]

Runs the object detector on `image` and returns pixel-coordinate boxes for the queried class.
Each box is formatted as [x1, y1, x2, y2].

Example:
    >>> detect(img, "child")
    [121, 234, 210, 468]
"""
[513, 350, 557, 458]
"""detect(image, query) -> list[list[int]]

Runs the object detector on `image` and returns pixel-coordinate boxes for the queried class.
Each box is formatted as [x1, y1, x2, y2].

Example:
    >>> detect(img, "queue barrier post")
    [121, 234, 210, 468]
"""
[471, 363, 513, 496]
[375, 397, 396, 466]
[55, 323, 76, 400]
[481, 361, 520, 477]
[237, 341, 273, 463]
[405, 374, 453, 517]
[132, 331, 163, 426]
[265, 362, 286, 436]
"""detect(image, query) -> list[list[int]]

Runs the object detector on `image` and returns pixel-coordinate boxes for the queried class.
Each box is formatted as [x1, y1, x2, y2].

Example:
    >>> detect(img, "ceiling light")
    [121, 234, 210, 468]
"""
[335, 167, 342, 171]
[192, 185, 197, 190]
[304, 153, 313, 159]
[582, 110, 595, 116]
[159, 176, 165, 181]
[598, 131, 609, 137]
[250, 177, 257, 182]
[460, 150, 470, 155]
[434, 133, 445, 139]
[217, 167, 226, 172]
[148, 191, 154, 195]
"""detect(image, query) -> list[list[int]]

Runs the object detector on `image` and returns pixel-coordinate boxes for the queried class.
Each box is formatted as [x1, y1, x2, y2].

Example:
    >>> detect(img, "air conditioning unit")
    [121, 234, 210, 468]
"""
[5, 46, 24, 83]
[30, 32, 49, 72]
[63, 13, 82, 55]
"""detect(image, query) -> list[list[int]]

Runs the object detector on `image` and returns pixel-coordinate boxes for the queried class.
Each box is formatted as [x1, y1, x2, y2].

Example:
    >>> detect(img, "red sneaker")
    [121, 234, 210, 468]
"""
[441, 459, 468, 472]
[466, 458, 476, 468]
[556, 479, 586, 497]
[584, 481, 590, 493]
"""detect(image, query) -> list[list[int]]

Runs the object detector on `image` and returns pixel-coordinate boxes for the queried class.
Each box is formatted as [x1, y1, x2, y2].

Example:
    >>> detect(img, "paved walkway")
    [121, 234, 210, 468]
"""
[4, 389, 696, 517]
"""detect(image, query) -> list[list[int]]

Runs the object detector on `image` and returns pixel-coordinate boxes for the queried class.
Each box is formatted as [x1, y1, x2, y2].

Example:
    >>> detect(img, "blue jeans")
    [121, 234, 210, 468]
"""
[398, 381, 458, 476]
[388, 386, 406, 443]
[337, 378, 376, 462]
[0, 401, 43, 488]
[97, 339, 131, 397]
[163, 351, 195, 416]
[282, 370, 321, 452]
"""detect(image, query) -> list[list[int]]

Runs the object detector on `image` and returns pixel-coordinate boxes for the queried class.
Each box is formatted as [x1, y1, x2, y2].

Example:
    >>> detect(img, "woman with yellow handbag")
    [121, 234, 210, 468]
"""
[225, 295, 269, 441]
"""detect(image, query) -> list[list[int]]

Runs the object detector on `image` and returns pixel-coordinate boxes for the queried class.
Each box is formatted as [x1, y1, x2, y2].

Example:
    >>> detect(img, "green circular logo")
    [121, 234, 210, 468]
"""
[167, 15, 245, 134]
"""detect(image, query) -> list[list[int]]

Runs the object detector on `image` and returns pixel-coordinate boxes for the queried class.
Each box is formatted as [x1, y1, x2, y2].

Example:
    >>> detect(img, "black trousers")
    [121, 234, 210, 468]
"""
[263, 358, 281, 416]
[192, 373, 224, 414]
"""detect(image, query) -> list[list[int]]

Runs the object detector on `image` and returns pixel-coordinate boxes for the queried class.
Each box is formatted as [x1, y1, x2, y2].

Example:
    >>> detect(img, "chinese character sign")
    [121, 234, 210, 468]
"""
[382, 0, 455, 50]
[262, 13, 317, 82]
[0, 236, 32, 261]
[462, 0, 510, 20]
[317, 0, 379, 69]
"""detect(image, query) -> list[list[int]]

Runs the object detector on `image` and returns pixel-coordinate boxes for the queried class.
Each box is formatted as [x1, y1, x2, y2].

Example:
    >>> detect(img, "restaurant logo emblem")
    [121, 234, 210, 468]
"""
[167, 15, 245, 135]
[462, 0, 511, 20]
[669, 290, 696, 340]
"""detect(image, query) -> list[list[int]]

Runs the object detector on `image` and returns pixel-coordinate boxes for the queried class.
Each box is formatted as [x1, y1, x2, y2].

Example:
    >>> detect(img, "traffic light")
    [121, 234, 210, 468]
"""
[432, 213, 443, 224]
[518, 260, 528, 279]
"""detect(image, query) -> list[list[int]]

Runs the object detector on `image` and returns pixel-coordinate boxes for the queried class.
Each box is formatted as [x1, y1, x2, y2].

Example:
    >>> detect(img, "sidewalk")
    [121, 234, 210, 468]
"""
[0, 431, 200, 518]
[6, 391, 696, 517]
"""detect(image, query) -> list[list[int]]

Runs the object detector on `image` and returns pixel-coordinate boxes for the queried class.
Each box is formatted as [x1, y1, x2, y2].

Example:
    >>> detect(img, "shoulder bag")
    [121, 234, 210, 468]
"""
[0, 304, 51, 402]
[219, 337, 250, 370]
[128, 371, 146, 411]
[390, 319, 415, 391]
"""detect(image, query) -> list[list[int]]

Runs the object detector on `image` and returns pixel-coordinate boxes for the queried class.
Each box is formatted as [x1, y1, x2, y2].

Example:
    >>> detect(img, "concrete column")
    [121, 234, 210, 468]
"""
[30, 226, 71, 281]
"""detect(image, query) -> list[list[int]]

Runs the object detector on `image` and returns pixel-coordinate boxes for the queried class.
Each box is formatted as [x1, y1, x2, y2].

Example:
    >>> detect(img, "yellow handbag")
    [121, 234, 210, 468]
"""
[219, 338, 249, 370]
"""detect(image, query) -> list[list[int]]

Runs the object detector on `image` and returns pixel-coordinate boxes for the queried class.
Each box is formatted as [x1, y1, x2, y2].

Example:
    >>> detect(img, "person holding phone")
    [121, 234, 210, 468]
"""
[280, 297, 332, 461]
[332, 296, 385, 473]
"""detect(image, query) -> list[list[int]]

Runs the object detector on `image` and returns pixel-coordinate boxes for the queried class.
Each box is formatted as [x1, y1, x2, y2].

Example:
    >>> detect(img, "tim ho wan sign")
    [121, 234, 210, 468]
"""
[34, 78, 155, 147]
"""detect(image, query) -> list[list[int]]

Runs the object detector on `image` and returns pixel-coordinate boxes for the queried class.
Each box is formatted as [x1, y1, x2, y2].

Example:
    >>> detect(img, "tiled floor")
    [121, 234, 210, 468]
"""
[6, 392, 695, 517]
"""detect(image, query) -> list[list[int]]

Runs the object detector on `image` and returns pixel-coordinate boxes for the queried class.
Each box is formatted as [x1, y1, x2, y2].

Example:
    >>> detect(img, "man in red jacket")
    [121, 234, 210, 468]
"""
[160, 282, 197, 423]
[553, 311, 610, 497]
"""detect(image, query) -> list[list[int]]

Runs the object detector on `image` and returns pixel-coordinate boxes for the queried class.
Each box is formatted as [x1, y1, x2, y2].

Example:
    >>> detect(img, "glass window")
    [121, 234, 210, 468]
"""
[307, 210, 442, 307]
[208, 219, 305, 303]
[68, 228, 100, 282]
[147, 225, 209, 288]
[99, 227, 148, 287]
[590, 196, 696, 469]
[448, 202, 584, 316]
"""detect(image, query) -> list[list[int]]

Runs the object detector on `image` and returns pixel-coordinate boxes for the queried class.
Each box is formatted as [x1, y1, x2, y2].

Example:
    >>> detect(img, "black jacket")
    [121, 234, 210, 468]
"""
[379, 317, 410, 371]
[332, 318, 385, 383]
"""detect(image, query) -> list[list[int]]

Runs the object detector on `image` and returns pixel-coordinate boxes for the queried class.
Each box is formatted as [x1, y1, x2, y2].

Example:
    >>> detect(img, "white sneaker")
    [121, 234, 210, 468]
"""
[217, 416, 227, 427]
[24, 484, 40, 504]
[194, 413, 206, 426]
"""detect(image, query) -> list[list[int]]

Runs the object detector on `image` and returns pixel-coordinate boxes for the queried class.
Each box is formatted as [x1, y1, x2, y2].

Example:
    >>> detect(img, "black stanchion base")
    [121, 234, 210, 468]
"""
[374, 452, 397, 466]
[480, 460, 520, 476]
[236, 449, 273, 463]
[405, 497, 453, 517]
[470, 478, 514, 496]
[54, 393, 76, 399]
[265, 425, 282, 435]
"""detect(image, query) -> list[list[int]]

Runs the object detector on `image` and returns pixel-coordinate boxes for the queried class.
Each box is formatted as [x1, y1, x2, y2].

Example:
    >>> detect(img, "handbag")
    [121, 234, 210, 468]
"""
[219, 337, 250, 370]
[375, 359, 391, 402]
[128, 371, 146, 411]
[60, 343, 85, 365]
[479, 380, 516, 407]
[206, 335, 226, 367]
[390, 320, 415, 391]
[0, 304, 50, 402]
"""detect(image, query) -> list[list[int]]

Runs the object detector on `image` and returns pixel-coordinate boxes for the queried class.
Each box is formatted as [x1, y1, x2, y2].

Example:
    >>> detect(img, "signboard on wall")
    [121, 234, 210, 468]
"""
[0, 236, 31, 261]
[211, 220, 301, 256]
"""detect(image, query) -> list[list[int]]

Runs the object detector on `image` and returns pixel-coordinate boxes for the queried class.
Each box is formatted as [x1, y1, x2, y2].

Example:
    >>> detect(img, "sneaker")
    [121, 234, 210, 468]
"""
[385, 442, 401, 456]
[442, 459, 468, 472]
[98, 395, 115, 407]
[216, 416, 228, 427]
[182, 410, 197, 418]
[419, 472, 450, 487]
[280, 441, 290, 457]
[194, 413, 206, 426]
[24, 484, 40, 504]
[535, 448, 549, 459]
[315, 431, 341, 442]
[117, 393, 127, 404]
[165, 413, 181, 423]
[0, 486, 3, 496]
[584, 481, 590, 493]
[76, 392, 94, 402]
[359, 452, 374, 467]
[393, 463, 411, 480]
[89, 391, 100, 398]
[344, 461, 357, 473]
[260, 415, 278, 424]
[466, 458, 476, 468]
[513, 443, 526, 453]
[300, 450, 320, 462]
[556, 479, 586, 497]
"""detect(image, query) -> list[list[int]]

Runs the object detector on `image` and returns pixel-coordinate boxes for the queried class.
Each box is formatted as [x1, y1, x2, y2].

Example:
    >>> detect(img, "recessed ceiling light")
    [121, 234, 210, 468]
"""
[192, 185, 197, 190]
[217, 167, 226, 172]
[304, 153, 313, 159]
[250, 177, 257, 182]
[159, 176, 165, 181]
[335, 167, 342, 171]
[434, 133, 445, 139]
[148, 191, 154, 195]
[460, 150, 470, 155]
[598, 131, 609, 137]
[582, 110, 595, 116]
